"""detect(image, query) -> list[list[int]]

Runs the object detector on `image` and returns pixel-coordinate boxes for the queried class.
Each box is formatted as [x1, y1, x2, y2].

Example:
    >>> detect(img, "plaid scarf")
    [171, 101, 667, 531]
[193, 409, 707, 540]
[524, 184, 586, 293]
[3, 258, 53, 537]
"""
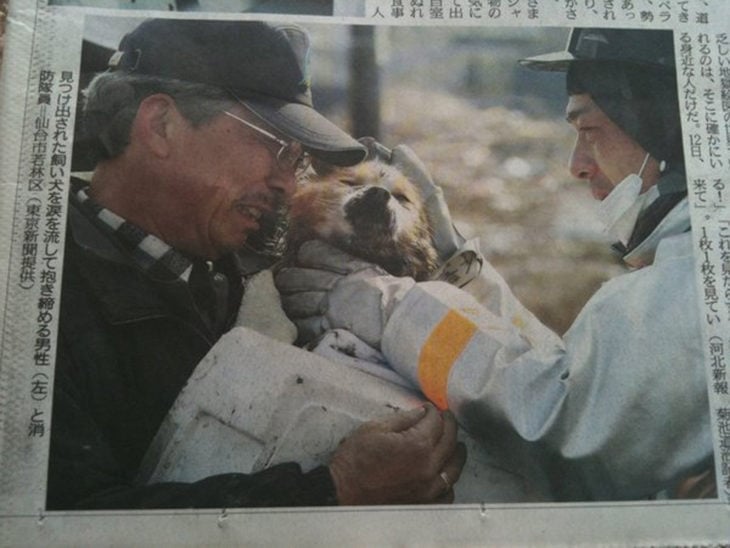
[72, 184, 240, 336]
[72, 186, 197, 283]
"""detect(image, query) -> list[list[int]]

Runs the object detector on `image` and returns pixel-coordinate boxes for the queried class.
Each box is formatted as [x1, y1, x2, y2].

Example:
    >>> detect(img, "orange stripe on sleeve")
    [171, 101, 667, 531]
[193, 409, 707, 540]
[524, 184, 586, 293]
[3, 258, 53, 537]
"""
[417, 310, 477, 410]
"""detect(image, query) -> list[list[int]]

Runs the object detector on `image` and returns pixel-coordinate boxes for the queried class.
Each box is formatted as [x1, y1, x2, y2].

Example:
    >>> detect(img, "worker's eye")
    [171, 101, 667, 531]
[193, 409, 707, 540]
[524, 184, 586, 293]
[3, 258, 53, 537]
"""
[578, 126, 598, 142]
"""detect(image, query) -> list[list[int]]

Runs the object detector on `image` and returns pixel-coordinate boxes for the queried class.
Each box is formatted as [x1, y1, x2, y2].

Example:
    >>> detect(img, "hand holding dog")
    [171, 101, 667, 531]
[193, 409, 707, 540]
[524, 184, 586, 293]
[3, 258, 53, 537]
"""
[329, 403, 467, 505]
[276, 240, 415, 347]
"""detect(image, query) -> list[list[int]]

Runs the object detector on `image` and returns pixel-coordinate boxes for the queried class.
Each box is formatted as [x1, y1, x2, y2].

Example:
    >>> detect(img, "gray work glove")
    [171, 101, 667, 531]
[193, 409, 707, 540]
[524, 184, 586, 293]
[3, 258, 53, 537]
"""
[276, 240, 415, 348]
[362, 139, 483, 287]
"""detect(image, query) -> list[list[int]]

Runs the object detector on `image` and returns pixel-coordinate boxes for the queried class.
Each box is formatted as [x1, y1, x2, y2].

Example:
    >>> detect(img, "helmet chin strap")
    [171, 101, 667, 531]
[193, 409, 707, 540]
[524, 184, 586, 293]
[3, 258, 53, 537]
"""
[637, 152, 650, 181]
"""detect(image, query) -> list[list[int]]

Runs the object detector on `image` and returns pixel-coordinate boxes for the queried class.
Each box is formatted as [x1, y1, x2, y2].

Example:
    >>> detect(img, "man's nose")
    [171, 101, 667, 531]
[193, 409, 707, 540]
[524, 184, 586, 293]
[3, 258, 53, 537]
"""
[568, 136, 597, 181]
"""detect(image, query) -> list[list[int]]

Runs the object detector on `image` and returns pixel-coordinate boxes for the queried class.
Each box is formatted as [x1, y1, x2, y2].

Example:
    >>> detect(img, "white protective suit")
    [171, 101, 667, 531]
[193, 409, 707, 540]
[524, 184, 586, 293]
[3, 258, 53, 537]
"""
[379, 193, 713, 500]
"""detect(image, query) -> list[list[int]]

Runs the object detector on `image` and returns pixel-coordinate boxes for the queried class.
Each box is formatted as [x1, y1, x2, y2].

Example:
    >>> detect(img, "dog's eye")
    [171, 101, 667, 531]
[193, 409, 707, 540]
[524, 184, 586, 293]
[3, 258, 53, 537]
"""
[338, 178, 360, 187]
[393, 193, 412, 205]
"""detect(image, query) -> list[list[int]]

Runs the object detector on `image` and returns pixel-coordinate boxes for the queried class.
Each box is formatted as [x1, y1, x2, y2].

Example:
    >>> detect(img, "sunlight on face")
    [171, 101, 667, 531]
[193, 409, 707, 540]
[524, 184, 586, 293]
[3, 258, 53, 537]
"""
[565, 94, 654, 200]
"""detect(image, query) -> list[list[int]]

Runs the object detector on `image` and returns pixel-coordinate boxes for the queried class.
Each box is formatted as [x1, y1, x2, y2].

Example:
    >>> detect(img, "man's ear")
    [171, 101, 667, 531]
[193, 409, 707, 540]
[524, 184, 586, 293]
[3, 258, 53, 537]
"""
[130, 94, 179, 158]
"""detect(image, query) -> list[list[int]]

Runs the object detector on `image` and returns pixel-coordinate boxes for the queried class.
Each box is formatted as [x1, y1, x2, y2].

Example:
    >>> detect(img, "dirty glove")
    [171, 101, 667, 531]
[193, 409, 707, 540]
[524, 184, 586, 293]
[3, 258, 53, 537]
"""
[276, 240, 415, 348]
[362, 139, 483, 287]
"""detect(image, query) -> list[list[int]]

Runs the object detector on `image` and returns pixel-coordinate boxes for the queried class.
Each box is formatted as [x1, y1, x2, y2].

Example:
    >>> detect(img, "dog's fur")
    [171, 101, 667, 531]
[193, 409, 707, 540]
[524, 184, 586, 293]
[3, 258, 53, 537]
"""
[287, 159, 439, 281]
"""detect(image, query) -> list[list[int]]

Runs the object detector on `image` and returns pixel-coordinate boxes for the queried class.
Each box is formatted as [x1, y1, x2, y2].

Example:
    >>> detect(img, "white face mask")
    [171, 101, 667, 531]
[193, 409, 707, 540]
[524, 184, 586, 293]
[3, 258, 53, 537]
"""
[598, 153, 655, 246]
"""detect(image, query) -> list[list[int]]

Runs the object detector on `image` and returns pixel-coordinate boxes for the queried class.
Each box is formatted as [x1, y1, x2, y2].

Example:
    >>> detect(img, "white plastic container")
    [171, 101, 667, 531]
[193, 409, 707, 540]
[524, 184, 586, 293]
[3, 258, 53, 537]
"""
[138, 327, 546, 503]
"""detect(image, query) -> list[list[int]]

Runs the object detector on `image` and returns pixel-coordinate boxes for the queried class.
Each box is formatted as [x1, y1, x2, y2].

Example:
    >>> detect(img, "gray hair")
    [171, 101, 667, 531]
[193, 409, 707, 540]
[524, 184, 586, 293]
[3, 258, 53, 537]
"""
[82, 71, 237, 160]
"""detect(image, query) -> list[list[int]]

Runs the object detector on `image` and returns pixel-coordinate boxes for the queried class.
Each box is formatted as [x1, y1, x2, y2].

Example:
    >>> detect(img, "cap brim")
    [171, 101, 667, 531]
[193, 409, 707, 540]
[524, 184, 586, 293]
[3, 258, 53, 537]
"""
[242, 98, 367, 167]
[519, 51, 576, 72]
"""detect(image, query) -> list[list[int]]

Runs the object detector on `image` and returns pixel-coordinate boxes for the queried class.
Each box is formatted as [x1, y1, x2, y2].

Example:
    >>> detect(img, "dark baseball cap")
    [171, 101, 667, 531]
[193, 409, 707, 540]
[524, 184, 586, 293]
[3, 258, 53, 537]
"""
[108, 18, 366, 166]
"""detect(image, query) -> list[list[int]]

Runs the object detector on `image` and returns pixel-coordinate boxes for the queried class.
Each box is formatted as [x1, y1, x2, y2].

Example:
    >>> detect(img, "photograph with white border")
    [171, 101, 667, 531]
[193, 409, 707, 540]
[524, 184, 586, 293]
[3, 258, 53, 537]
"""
[0, 0, 729, 545]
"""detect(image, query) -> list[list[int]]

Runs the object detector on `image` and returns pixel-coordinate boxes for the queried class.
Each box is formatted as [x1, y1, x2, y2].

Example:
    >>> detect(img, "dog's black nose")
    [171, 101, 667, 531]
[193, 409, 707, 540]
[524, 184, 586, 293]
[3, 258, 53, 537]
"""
[345, 186, 393, 231]
[361, 186, 390, 206]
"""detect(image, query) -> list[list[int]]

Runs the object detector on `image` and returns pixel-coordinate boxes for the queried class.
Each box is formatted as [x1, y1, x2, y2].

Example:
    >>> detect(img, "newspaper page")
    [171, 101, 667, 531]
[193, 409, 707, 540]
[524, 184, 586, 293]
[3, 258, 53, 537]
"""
[0, 0, 729, 545]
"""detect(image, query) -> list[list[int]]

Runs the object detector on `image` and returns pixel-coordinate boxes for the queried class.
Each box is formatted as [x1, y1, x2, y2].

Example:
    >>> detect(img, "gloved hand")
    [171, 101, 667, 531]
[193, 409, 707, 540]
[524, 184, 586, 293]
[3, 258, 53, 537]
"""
[276, 240, 415, 348]
[329, 403, 467, 505]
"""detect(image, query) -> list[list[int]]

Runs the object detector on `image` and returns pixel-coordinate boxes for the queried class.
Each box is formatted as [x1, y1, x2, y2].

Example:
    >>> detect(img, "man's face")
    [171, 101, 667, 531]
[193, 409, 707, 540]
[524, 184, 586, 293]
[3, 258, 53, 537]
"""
[565, 93, 655, 200]
[165, 106, 297, 259]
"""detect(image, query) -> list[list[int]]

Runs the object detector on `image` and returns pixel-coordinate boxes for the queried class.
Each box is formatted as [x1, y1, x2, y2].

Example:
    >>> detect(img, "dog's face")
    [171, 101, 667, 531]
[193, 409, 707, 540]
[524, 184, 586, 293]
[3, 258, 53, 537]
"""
[287, 160, 439, 281]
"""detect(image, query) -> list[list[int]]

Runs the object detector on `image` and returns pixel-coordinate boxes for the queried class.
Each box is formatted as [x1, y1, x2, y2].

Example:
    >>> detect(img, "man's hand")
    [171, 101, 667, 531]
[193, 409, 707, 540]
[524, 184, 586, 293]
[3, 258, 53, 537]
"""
[329, 404, 467, 505]
[276, 240, 415, 347]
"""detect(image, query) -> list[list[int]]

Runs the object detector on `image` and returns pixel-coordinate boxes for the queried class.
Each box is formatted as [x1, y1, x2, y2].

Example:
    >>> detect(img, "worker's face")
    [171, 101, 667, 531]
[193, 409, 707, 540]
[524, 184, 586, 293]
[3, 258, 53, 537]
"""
[167, 106, 297, 259]
[566, 93, 657, 200]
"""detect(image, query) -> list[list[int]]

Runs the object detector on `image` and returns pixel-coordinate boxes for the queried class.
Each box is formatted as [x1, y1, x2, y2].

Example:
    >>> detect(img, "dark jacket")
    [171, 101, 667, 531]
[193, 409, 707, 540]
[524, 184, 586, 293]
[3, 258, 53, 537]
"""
[47, 197, 336, 509]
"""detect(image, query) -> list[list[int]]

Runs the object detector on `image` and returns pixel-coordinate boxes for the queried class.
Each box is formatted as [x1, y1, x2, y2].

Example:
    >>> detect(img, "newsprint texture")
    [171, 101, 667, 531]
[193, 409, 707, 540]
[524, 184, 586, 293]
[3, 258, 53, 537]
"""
[0, 0, 729, 545]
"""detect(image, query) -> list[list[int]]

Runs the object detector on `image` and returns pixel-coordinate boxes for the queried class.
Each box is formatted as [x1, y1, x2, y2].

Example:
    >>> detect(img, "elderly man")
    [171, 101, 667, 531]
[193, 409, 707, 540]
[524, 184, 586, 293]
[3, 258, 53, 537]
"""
[47, 19, 465, 509]
[278, 28, 715, 500]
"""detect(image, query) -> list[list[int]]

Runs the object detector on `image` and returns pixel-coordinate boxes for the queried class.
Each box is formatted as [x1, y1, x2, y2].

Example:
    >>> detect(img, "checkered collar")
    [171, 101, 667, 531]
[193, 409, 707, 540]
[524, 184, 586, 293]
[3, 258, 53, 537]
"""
[72, 186, 197, 283]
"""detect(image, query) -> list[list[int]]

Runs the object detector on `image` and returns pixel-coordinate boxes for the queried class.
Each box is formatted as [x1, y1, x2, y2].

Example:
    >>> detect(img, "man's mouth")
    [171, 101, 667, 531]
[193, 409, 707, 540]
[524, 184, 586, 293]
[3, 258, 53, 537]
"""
[240, 203, 289, 256]
[237, 204, 264, 221]
[233, 193, 287, 240]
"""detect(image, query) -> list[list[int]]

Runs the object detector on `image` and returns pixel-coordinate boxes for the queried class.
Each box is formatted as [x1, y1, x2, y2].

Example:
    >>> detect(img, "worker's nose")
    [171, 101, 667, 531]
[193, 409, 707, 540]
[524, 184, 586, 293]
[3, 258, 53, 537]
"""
[568, 135, 598, 182]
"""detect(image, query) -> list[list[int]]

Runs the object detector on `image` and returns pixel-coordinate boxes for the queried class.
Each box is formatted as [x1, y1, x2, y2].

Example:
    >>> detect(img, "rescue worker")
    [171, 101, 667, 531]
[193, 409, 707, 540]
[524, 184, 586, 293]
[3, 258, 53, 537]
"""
[48, 19, 465, 509]
[277, 28, 715, 500]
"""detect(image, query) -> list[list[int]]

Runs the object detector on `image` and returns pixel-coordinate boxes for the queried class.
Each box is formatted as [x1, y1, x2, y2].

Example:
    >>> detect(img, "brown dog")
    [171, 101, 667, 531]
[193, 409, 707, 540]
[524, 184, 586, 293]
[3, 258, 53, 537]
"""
[286, 156, 439, 281]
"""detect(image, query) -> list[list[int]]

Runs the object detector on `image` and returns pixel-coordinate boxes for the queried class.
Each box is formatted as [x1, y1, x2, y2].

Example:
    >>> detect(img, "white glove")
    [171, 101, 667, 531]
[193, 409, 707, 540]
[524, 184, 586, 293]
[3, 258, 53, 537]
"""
[275, 240, 415, 348]
[234, 269, 297, 344]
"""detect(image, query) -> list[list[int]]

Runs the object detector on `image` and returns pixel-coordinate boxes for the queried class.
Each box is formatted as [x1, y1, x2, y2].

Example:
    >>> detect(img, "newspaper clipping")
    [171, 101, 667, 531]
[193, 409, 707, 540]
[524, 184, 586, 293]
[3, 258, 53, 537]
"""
[1, 0, 729, 545]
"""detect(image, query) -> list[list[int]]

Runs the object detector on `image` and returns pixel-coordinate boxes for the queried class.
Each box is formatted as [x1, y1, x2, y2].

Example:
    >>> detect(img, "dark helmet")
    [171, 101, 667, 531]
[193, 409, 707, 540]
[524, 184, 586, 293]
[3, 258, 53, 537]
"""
[521, 28, 682, 169]
[520, 27, 675, 72]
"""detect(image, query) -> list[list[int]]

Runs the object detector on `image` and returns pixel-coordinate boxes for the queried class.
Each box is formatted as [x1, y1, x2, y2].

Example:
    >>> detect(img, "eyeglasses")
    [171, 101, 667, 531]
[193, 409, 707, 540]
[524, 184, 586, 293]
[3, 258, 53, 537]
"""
[223, 110, 311, 175]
